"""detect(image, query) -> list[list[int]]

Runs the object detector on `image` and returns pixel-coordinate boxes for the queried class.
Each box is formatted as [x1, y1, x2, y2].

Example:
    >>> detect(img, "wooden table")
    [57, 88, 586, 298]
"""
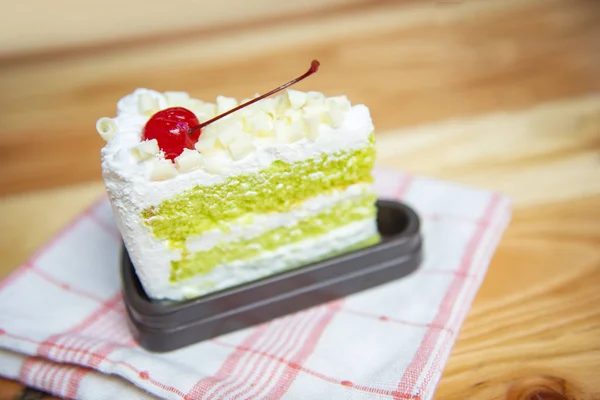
[1, 0, 599, 398]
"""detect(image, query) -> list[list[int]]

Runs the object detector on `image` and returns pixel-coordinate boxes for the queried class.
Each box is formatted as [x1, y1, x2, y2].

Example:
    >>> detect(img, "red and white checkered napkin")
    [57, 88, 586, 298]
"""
[0, 169, 511, 400]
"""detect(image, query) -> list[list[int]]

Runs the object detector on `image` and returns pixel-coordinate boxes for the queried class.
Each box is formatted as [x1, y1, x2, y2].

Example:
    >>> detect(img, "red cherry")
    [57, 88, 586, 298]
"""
[142, 107, 199, 161]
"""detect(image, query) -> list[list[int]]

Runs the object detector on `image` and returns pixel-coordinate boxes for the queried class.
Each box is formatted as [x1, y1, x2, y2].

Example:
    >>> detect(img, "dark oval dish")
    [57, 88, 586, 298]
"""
[121, 199, 423, 352]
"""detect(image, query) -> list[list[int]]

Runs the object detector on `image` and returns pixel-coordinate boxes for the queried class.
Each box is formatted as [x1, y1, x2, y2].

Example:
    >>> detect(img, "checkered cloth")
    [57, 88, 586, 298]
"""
[0, 169, 511, 400]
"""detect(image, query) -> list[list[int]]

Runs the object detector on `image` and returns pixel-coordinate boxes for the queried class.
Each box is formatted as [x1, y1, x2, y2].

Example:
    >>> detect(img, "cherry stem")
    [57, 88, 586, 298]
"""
[189, 60, 320, 134]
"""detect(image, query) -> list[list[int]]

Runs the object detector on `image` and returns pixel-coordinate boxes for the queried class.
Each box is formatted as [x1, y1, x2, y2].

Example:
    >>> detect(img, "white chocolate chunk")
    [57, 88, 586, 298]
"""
[275, 120, 304, 143]
[228, 134, 256, 160]
[287, 89, 307, 109]
[195, 137, 219, 156]
[327, 95, 351, 112]
[203, 157, 227, 174]
[188, 98, 204, 110]
[305, 91, 325, 106]
[95, 117, 117, 141]
[131, 139, 160, 161]
[175, 149, 203, 172]
[259, 98, 278, 117]
[217, 127, 241, 147]
[323, 106, 345, 128]
[216, 96, 238, 114]
[323, 96, 350, 128]
[138, 93, 160, 116]
[302, 115, 320, 141]
[201, 123, 220, 139]
[237, 94, 263, 117]
[207, 116, 243, 139]
[289, 120, 305, 142]
[302, 104, 328, 118]
[164, 91, 190, 107]
[150, 159, 177, 181]
[193, 102, 217, 121]
[244, 111, 273, 136]
[275, 94, 291, 115]
[283, 108, 302, 124]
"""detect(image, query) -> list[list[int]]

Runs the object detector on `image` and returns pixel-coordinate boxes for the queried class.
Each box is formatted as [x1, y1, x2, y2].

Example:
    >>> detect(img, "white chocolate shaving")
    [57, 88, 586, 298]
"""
[244, 111, 273, 136]
[195, 137, 219, 156]
[131, 139, 159, 161]
[164, 91, 190, 107]
[323, 107, 345, 128]
[150, 159, 177, 181]
[217, 128, 240, 147]
[275, 94, 291, 115]
[216, 96, 238, 114]
[138, 93, 160, 116]
[287, 89, 307, 109]
[96, 117, 118, 141]
[327, 95, 351, 112]
[283, 108, 302, 124]
[302, 104, 328, 118]
[175, 149, 203, 172]
[275, 120, 303, 143]
[302, 115, 320, 141]
[228, 134, 255, 160]
[259, 98, 278, 117]
[305, 91, 325, 106]
[192, 102, 217, 121]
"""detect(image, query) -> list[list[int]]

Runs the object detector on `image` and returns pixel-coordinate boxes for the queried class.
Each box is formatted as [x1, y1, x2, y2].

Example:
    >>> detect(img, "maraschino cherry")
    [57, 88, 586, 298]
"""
[142, 60, 320, 161]
[142, 107, 200, 161]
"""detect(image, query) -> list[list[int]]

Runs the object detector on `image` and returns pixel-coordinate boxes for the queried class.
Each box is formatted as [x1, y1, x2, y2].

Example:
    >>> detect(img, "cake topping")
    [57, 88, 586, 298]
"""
[150, 159, 178, 181]
[228, 133, 256, 160]
[188, 60, 320, 136]
[96, 117, 118, 141]
[140, 60, 320, 162]
[164, 91, 190, 107]
[142, 107, 200, 161]
[131, 139, 160, 161]
[95, 60, 365, 184]
[138, 92, 161, 116]
[243, 111, 274, 136]
[286, 89, 307, 109]
[175, 148, 204, 172]
[194, 137, 219, 156]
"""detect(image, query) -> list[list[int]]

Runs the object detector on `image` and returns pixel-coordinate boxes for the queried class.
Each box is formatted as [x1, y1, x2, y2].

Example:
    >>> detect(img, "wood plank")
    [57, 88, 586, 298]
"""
[0, 0, 598, 195]
[437, 195, 600, 400]
[0, 0, 368, 57]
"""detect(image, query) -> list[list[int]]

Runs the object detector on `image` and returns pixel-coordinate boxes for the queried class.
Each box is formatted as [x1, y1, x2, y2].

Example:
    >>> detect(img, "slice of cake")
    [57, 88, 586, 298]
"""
[97, 61, 379, 300]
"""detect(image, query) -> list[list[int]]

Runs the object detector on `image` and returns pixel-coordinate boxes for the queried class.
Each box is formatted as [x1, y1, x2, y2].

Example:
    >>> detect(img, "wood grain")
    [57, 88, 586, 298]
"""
[1, 0, 598, 195]
[0, 0, 599, 398]
[0, 0, 369, 58]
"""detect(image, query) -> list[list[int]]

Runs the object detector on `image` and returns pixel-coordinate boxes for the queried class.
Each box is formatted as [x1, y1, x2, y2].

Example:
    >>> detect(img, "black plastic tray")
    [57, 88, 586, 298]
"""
[121, 199, 422, 352]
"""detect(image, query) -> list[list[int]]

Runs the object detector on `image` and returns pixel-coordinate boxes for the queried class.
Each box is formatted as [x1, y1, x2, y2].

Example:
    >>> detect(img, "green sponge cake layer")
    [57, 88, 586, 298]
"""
[171, 193, 378, 282]
[142, 137, 375, 243]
